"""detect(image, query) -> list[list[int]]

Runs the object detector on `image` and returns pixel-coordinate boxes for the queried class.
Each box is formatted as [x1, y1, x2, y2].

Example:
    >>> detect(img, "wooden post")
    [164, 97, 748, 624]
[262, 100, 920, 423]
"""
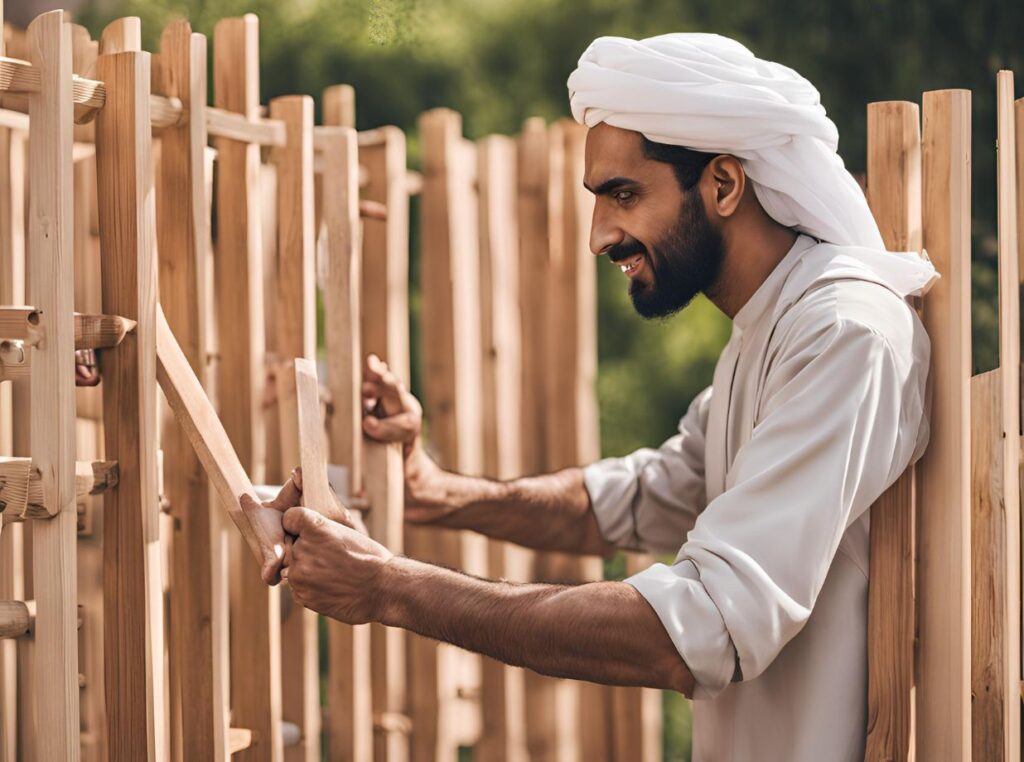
[970, 70, 1021, 761]
[415, 107, 486, 761]
[0, 83, 25, 762]
[269, 92, 321, 762]
[475, 133, 530, 762]
[212, 15, 283, 761]
[916, 88, 972, 762]
[327, 89, 413, 762]
[24, 10, 80, 761]
[155, 20, 229, 761]
[94, 27, 166, 762]
[317, 119, 378, 761]
[863, 100, 921, 762]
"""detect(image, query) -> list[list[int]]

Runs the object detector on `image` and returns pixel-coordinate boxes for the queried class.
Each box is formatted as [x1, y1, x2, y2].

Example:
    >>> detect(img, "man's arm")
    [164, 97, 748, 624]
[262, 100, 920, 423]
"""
[277, 504, 694, 695]
[362, 354, 614, 557]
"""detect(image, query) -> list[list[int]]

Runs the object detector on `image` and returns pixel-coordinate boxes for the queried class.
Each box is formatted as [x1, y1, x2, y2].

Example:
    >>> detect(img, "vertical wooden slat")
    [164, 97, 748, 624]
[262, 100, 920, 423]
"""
[0, 107, 25, 762]
[416, 107, 487, 761]
[318, 122, 375, 761]
[24, 10, 79, 761]
[212, 15, 283, 761]
[329, 93, 413, 761]
[95, 38, 166, 762]
[269, 93, 321, 762]
[916, 88, 972, 762]
[864, 100, 921, 762]
[156, 20, 228, 761]
[971, 70, 1022, 761]
[1016, 95, 1024, 694]
[475, 133, 530, 762]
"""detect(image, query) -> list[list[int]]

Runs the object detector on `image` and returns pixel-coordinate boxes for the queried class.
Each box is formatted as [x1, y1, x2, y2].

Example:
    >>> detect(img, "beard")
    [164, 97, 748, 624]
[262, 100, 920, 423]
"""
[608, 191, 724, 319]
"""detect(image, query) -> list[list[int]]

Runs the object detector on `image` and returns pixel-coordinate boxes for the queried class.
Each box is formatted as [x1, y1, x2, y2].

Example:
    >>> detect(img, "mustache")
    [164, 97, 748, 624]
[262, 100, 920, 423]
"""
[605, 240, 647, 263]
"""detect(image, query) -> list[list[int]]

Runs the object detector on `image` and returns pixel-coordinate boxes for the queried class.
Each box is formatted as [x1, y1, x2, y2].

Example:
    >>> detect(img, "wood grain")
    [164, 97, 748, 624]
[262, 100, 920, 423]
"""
[916, 88, 972, 762]
[212, 16, 283, 760]
[26, 11, 81, 761]
[863, 99, 921, 762]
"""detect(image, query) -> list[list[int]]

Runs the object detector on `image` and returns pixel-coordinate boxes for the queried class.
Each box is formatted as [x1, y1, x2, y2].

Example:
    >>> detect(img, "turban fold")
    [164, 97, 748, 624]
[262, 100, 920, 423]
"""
[568, 34, 937, 296]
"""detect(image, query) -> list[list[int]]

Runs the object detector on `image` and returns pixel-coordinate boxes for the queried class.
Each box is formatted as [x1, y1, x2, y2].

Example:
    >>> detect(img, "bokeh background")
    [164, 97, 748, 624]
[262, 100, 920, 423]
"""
[12, 0, 1024, 758]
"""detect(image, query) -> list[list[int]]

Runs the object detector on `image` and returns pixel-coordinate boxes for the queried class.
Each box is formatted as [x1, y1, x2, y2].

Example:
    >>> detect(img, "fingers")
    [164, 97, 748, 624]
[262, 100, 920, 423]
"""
[282, 506, 325, 537]
[362, 411, 419, 443]
[362, 355, 407, 415]
[261, 471, 303, 512]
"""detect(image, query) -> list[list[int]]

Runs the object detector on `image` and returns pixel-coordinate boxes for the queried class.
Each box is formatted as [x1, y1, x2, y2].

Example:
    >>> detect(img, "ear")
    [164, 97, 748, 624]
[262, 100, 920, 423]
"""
[702, 155, 745, 219]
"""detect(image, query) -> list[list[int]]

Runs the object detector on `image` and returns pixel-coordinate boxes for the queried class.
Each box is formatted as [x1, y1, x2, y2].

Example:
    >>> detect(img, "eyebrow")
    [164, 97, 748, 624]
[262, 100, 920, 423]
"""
[583, 176, 637, 196]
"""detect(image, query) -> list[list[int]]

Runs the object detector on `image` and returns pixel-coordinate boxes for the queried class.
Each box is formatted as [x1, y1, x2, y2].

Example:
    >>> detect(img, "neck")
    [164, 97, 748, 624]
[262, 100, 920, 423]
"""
[705, 220, 799, 319]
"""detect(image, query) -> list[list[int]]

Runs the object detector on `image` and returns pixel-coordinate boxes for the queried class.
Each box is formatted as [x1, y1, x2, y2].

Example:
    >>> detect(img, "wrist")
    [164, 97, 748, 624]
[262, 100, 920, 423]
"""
[374, 554, 419, 627]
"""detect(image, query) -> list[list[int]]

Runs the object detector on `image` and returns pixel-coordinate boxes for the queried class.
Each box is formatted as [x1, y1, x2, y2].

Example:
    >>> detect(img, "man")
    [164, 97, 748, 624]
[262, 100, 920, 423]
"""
[257, 33, 937, 761]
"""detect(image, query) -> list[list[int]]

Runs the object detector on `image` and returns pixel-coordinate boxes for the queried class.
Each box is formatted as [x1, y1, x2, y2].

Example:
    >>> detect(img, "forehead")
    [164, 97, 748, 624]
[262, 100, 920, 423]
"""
[583, 123, 652, 186]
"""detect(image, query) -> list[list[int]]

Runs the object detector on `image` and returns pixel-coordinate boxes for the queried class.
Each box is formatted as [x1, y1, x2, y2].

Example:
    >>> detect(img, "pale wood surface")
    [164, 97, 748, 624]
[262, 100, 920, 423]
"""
[475, 133, 530, 762]
[25, 12, 81, 761]
[94, 43, 167, 762]
[268, 90, 321, 762]
[0, 599, 28, 638]
[1016, 95, 1024, 690]
[916, 88, 972, 762]
[155, 19, 228, 761]
[212, 16, 283, 760]
[317, 121, 379, 761]
[863, 99, 921, 762]
[970, 70, 1022, 762]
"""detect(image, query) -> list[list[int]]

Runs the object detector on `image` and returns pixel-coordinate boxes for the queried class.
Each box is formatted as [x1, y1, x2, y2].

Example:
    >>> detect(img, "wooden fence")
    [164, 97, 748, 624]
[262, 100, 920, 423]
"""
[0, 7, 1020, 762]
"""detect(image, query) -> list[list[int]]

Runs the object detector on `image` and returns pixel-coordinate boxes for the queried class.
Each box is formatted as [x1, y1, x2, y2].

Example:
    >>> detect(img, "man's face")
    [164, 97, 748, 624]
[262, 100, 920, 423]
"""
[584, 124, 724, 319]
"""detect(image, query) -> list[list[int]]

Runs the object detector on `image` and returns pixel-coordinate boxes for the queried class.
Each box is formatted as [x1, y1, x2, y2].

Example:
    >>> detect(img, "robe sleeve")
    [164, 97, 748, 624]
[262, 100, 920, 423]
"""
[626, 315, 923, 699]
[582, 386, 711, 554]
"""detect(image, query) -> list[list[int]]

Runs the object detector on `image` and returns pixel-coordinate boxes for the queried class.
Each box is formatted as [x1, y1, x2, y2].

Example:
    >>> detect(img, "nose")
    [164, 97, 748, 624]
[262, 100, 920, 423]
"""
[589, 202, 623, 256]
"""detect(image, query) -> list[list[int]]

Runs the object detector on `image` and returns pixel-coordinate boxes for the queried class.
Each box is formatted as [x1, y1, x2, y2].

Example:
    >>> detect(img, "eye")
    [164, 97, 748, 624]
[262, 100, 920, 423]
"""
[613, 189, 636, 205]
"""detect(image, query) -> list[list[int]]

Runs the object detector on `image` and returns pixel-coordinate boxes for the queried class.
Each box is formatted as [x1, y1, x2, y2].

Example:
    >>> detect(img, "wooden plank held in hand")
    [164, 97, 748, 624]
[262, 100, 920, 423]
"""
[156, 306, 285, 581]
[24, 11, 80, 761]
[970, 70, 1022, 762]
[211, 16, 283, 761]
[317, 116, 377, 762]
[863, 99, 921, 762]
[154, 19, 229, 761]
[916, 88, 972, 762]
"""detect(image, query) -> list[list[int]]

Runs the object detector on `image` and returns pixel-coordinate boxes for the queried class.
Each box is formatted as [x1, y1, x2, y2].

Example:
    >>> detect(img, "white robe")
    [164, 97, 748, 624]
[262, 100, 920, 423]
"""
[583, 234, 930, 761]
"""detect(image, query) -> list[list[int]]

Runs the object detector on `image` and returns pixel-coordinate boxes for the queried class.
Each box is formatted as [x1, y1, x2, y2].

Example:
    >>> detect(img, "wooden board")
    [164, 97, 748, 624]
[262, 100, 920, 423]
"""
[211, 16, 284, 760]
[269, 92, 321, 762]
[863, 100, 921, 762]
[970, 70, 1022, 762]
[916, 88, 972, 762]
[475, 133, 529, 762]
[317, 120, 378, 761]
[155, 21, 229, 760]
[414, 107, 486, 761]
[24, 11, 80, 761]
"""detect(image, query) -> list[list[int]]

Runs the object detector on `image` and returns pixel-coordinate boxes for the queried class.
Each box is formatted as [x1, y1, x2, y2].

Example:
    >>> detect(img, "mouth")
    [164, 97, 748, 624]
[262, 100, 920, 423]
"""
[617, 253, 645, 278]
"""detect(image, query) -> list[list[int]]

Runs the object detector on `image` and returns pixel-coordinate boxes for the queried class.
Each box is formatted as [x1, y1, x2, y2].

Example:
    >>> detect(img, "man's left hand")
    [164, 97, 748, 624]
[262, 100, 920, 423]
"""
[278, 506, 393, 624]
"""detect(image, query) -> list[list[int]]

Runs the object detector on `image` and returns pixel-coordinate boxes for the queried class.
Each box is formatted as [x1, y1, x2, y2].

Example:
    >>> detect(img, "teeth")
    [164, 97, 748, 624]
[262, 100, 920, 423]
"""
[619, 255, 642, 274]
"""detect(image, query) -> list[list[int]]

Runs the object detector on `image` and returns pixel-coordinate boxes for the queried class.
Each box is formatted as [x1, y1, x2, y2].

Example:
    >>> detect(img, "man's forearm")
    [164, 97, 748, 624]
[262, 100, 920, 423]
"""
[418, 463, 614, 556]
[375, 554, 694, 695]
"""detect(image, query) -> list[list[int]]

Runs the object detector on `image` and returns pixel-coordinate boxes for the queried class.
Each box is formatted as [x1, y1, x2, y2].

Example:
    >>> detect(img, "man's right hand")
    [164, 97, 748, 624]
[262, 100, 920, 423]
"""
[361, 354, 453, 522]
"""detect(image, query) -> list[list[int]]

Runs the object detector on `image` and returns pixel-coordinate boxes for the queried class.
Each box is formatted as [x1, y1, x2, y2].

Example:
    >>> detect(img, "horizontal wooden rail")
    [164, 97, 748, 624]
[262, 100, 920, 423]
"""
[0, 457, 118, 519]
[0, 600, 33, 639]
[0, 340, 28, 381]
[206, 107, 285, 146]
[0, 107, 29, 130]
[0, 308, 136, 349]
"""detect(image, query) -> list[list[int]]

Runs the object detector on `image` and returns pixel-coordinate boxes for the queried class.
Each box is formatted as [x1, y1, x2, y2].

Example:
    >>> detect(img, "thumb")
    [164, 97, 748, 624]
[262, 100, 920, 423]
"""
[282, 506, 324, 537]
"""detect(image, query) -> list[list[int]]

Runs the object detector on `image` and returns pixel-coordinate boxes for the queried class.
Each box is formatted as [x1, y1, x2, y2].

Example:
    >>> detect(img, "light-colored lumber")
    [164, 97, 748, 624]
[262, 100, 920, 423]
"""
[475, 133, 529, 762]
[25, 12, 81, 762]
[205, 106, 285, 146]
[326, 94, 411, 762]
[94, 41, 167, 762]
[970, 70, 1021, 762]
[229, 727, 254, 755]
[0, 457, 117, 518]
[317, 120, 377, 761]
[863, 99, 921, 762]
[0, 600, 28, 638]
[212, 16, 283, 760]
[1017, 96, 1024, 689]
[155, 19, 228, 761]
[916, 88, 972, 762]
[269, 91, 320, 762]
[415, 107, 486, 761]
[156, 307, 285, 577]
[0, 307, 139, 351]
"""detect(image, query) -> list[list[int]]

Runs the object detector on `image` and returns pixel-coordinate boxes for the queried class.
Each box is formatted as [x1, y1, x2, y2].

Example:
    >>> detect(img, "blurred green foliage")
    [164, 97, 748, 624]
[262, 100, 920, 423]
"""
[73, 0, 1023, 758]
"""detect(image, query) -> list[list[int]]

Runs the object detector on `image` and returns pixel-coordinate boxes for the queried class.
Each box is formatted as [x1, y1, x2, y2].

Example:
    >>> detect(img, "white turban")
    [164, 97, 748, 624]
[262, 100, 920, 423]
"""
[568, 33, 937, 296]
